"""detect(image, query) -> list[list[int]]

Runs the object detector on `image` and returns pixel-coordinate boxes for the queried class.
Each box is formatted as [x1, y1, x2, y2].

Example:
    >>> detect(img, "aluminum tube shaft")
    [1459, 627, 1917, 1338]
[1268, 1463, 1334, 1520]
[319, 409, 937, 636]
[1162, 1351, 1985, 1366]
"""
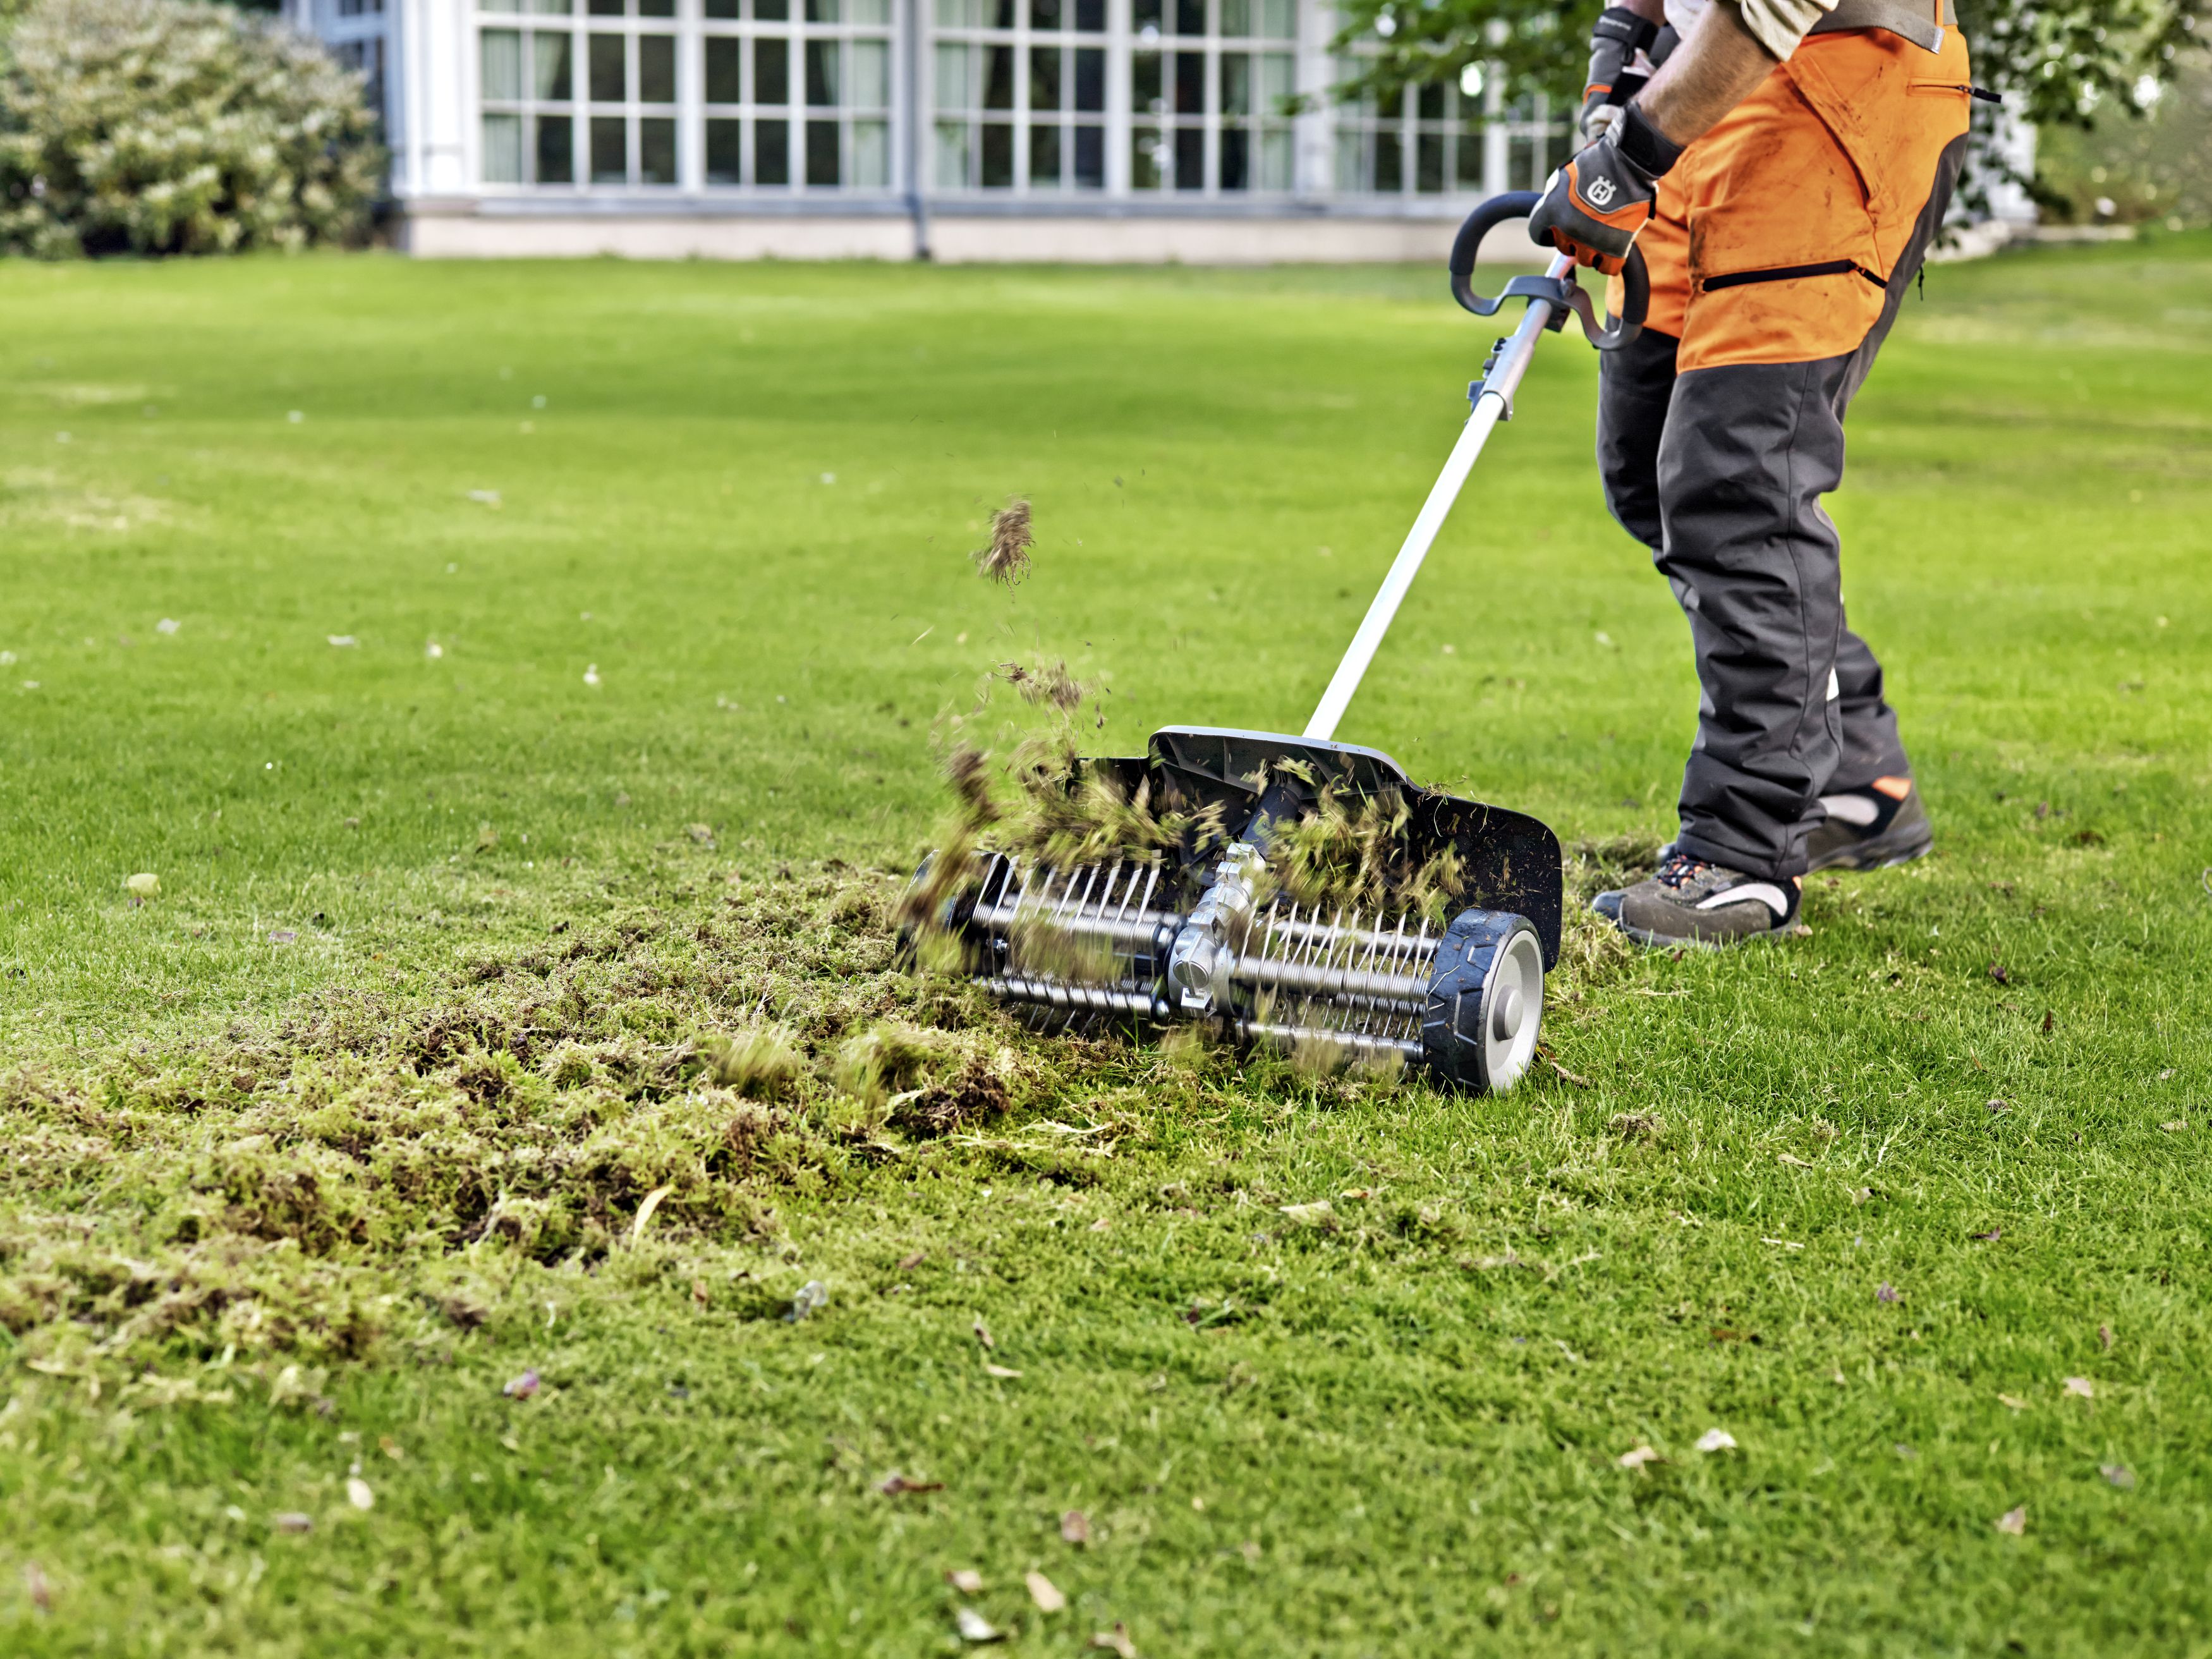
[1303, 253, 1576, 744]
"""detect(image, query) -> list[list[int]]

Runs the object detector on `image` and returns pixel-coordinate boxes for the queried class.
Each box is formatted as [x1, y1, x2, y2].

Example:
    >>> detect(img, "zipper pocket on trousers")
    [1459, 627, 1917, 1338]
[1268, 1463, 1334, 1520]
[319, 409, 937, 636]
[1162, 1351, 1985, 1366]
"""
[1701, 259, 1888, 293]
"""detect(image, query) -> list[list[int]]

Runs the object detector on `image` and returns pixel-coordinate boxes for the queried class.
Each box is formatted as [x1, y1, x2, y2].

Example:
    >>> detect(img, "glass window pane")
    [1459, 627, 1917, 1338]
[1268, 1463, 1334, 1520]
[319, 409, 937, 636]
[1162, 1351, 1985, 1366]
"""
[805, 39, 838, 106]
[534, 32, 573, 98]
[1218, 52, 1248, 116]
[1173, 51, 1202, 115]
[1418, 82, 1443, 120]
[934, 120, 971, 188]
[1132, 124, 1163, 189]
[1218, 0, 1246, 32]
[536, 111, 575, 180]
[1455, 130, 1481, 189]
[851, 0, 890, 21]
[982, 44, 1014, 110]
[980, 122, 1012, 188]
[585, 0, 621, 14]
[757, 117, 791, 183]
[1030, 0, 1059, 27]
[1375, 128, 1402, 192]
[1416, 130, 1443, 191]
[757, 0, 789, 17]
[480, 29, 523, 99]
[1133, 0, 1159, 30]
[1258, 0, 1291, 35]
[1074, 0, 1102, 28]
[706, 117, 742, 181]
[805, 0, 837, 18]
[853, 119, 889, 185]
[705, 37, 741, 102]
[1220, 124, 1247, 190]
[638, 33, 675, 102]
[703, 0, 739, 15]
[532, 0, 572, 15]
[1073, 123, 1103, 186]
[1074, 47, 1103, 111]
[1334, 128, 1361, 191]
[1260, 125, 1291, 188]
[638, 0, 673, 13]
[590, 113, 626, 179]
[1173, 0, 1201, 34]
[1174, 124, 1202, 188]
[934, 42, 969, 111]
[1258, 51, 1292, 108]
[588, 33, 624, 100]
[757, 37, 789, 104]
[851, 40, 889, 107]
[1028, 122, 1060, 186]
[805, 118, 840, 183]
[1029, 46, 1060, 111]
[1132, 50, 1160, 113]
[934, 0, 976, 23]
[640, 116, 676, 180]
[482, 112, 523, 180]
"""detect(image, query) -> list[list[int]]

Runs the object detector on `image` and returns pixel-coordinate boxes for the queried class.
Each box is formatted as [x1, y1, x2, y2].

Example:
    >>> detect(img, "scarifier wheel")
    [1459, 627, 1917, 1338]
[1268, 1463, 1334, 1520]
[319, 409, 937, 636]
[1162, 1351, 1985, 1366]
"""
[906, 726, 1563, 1095]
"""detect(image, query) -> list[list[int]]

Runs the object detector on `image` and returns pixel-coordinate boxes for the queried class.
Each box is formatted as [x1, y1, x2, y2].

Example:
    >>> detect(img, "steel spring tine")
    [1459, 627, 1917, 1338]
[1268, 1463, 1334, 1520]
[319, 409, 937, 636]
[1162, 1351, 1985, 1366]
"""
[1107, 862, 1135, 981]
[1009, 861, 1040, 1000]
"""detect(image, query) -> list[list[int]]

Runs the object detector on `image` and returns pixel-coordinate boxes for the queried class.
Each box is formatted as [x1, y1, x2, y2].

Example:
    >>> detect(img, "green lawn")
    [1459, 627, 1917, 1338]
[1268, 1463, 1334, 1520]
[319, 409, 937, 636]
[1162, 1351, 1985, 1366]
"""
[1, 236, 2209, 1656]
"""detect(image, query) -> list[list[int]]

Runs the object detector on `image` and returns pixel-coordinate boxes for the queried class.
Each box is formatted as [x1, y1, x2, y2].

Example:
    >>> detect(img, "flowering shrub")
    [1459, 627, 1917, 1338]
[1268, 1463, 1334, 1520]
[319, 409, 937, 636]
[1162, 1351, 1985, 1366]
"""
[0, 0, 382, 257]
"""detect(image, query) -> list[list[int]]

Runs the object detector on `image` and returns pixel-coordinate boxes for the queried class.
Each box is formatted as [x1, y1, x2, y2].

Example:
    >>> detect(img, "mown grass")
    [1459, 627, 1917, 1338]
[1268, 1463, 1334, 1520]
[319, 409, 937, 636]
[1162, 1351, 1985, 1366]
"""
[0, 234, 2208, 1656]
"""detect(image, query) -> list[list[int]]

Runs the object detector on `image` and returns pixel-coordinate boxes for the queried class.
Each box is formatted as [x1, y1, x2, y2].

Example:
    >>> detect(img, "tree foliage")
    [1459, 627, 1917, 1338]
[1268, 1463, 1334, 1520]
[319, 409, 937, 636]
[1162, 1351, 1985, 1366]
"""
[1331, 0, 2206, 133]
[0, 0, 382, 258]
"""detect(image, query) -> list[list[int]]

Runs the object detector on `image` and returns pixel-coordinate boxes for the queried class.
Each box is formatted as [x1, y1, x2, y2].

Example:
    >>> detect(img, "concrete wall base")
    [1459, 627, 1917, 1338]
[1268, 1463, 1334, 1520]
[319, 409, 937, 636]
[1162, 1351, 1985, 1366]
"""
[394, 204, 1524, 264]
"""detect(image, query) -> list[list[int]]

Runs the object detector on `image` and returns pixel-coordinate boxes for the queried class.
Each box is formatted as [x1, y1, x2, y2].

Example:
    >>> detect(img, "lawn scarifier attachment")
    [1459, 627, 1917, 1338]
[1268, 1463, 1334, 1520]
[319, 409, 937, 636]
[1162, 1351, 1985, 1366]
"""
[913, 195, 1648, 1092]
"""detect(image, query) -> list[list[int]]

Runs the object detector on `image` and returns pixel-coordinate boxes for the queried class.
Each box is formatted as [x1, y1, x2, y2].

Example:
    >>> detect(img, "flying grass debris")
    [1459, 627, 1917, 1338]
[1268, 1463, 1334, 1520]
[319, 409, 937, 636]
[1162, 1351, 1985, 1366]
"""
[973, 497, 1034, 585]
[1026, 1571, 1067, 1613]
[956, 1607, 1004, 1643]
[1995, 1505, 2027, 1536]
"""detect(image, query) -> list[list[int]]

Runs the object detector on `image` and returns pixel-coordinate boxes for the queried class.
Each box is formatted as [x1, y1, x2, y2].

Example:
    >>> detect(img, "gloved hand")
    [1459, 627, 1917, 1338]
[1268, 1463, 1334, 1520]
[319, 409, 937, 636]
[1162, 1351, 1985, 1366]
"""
[1577, 6, 1658, 141]
[1527, 104, 1683, 276]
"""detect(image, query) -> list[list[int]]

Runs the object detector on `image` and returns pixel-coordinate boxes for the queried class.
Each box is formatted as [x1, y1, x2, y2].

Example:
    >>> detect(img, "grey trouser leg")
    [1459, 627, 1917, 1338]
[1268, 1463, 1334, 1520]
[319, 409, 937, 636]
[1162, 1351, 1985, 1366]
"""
[1656, 356, 1859, 878]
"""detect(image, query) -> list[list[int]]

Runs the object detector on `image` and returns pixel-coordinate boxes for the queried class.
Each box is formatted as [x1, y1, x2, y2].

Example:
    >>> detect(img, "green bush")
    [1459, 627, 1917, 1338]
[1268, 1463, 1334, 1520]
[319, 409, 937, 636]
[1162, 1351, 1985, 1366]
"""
[0, 0, 382, 258]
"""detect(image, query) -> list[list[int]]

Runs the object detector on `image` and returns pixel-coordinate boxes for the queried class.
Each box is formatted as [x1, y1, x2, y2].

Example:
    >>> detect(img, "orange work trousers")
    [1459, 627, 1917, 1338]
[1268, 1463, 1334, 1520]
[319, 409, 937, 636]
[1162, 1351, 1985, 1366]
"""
[1595, 27, 1972, 879]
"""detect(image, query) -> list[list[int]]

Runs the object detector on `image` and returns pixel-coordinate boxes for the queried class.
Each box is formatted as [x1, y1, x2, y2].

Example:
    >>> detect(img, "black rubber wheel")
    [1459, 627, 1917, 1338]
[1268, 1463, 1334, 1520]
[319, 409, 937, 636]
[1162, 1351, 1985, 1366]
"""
[1419, 909, 1545, 1092]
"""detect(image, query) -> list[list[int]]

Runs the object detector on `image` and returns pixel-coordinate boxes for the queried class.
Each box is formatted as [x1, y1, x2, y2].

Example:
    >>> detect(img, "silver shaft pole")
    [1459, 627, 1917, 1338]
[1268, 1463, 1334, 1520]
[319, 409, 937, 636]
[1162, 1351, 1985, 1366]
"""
[1303, 253, 1574, 744]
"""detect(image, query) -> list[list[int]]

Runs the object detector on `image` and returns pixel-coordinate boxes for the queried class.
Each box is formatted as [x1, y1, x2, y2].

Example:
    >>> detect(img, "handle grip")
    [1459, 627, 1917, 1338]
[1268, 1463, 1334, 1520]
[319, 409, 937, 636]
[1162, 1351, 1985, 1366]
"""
[1448, 191, 1648, 351]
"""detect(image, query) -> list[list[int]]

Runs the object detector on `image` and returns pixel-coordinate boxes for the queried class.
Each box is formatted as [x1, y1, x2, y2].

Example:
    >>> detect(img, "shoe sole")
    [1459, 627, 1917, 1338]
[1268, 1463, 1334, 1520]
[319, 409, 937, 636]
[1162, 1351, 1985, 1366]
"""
[1613, 916, 1792, 951]
[1806, 827, 1935, 874]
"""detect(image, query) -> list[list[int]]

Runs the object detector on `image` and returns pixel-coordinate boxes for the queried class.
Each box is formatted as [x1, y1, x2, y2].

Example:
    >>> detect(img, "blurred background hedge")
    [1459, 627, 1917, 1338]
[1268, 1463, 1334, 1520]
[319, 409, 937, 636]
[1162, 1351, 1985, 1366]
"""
[0, 0, 382, 258]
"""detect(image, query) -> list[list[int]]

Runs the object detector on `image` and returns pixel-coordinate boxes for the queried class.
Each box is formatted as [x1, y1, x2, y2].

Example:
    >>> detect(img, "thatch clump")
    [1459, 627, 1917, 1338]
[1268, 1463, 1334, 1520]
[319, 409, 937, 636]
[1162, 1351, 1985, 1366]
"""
[973, 497, 1034, 585]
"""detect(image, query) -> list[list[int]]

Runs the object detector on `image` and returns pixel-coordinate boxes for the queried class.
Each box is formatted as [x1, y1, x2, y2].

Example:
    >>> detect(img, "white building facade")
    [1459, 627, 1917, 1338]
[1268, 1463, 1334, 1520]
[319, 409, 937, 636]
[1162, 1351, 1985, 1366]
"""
[283, 0, 1572, 260]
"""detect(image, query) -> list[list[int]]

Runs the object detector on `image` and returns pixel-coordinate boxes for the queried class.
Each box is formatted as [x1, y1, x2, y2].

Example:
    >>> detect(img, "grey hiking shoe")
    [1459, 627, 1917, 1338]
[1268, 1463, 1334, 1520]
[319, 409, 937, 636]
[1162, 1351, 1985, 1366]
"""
[1806, 779, 1933, 872]
[1593, 848, 1801, 949]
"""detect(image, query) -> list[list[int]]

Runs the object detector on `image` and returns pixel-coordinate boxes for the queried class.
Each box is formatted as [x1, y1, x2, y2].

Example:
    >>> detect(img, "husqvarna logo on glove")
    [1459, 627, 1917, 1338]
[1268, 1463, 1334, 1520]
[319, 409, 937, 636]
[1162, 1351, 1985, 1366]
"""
[1583, 174, 1618, 207]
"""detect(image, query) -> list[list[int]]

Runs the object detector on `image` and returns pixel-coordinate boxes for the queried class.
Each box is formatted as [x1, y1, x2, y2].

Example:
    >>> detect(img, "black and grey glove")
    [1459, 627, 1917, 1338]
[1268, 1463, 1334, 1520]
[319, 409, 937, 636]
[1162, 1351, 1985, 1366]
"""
[1577, 7, 1659, 142]
[1528, 102, 1684, 276]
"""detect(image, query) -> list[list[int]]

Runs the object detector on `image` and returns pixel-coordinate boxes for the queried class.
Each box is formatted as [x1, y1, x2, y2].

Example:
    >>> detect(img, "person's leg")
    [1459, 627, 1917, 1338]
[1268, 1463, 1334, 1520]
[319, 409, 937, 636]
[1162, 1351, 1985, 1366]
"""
[1597, 28, 1971, 942]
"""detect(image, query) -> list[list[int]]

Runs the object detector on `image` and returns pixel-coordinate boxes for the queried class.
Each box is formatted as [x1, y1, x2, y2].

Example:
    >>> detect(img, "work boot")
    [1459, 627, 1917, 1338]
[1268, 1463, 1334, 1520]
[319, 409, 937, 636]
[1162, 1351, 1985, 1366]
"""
[1593, 848, 1801, 949]
[1806, 777, 1933, 872]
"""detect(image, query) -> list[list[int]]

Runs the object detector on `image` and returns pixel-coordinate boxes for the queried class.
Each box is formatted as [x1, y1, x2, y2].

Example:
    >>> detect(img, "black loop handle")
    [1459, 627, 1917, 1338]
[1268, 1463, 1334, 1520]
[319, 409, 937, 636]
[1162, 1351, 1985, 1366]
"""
[1447, 191, 1648, 351]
